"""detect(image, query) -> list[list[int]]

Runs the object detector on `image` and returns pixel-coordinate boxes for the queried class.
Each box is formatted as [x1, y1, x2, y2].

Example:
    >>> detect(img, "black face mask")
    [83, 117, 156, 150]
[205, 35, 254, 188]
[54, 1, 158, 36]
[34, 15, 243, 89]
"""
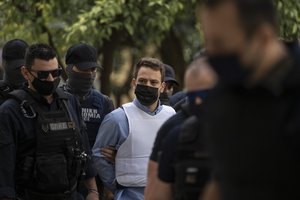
[32, 77, 60, 96]
[67, 67, 95, 97]
[208, 54, 250, 86]
[159, 92, 170, 106]
[3, 61, 26, 89]
[135, 84, 159, 106]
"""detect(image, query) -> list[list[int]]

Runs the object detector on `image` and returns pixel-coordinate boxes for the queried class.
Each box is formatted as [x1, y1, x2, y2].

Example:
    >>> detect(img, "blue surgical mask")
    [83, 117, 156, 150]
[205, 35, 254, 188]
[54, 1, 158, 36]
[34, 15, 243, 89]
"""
[186, 90, 209, 103]
[186, 89, 210, 117]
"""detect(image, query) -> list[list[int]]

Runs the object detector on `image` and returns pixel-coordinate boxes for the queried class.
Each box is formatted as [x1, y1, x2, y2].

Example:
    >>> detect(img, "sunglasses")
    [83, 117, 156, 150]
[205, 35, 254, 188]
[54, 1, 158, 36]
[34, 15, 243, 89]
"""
[28, 68, 62, 79]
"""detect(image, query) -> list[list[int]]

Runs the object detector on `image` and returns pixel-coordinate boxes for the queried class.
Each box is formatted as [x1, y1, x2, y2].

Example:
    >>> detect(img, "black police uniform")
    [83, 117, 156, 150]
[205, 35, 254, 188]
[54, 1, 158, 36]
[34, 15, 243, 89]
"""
[158, 125, 181, 182]
[62, 85, 114, 147]
[158, 107, 211, 200]
[206, 41, 300, 200]
[169, 91, 187, 111]
[0, 87, 96, 200]
[150, 103, 190, 162]
[0, 39, 28, 104]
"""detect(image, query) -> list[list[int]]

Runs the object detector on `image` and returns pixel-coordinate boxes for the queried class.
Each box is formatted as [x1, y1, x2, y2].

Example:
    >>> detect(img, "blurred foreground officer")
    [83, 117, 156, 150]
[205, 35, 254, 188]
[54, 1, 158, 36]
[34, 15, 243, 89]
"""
[147, 57, 217, 200]
[63, 43, 114, 147]
[0, 39, 28, 103]
[93, 57, 175, 200]
[0, 43, 99, 200]
[200, 0, 300, 200]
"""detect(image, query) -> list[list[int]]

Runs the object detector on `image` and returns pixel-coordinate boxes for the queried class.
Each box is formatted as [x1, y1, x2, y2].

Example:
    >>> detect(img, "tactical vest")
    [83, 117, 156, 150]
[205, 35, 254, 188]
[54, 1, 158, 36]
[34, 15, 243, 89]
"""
[174, 115, 211, 200]
[8, 89, 87, 200]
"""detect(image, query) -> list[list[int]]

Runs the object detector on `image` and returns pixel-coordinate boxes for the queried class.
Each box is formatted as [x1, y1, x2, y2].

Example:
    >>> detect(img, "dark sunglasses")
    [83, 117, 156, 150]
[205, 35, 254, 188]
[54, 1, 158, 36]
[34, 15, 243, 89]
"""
[28, 68, 62, 79]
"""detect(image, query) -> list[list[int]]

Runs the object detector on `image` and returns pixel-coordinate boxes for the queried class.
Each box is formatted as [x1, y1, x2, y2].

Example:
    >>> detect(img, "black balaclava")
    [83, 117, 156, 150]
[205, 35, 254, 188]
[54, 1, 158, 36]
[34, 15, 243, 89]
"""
[66, 65, 95, 97]
[3, 60, 26, 89]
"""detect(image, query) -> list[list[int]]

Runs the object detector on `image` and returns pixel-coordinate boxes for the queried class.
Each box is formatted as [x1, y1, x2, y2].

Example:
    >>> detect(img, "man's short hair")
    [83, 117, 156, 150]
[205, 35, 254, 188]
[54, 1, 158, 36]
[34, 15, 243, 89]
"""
[25, 43, 57, 69]
[133, 57, 165, 82]
[201, 0, 278, 37]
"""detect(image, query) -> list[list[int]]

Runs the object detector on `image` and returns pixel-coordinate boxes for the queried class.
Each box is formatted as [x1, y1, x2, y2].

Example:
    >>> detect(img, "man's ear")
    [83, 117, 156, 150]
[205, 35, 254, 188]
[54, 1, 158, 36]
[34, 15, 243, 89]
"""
[21, 66, 30, 81]
[131, 78, 137, 88]
[160, 82, 166, 93]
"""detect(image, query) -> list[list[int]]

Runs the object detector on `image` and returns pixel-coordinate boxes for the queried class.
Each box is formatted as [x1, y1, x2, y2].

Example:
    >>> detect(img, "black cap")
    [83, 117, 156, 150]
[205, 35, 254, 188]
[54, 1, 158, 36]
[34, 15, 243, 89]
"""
[65, 43, 102, 70]
[2, 39, 28, 67]
[164, 64, 179, 86]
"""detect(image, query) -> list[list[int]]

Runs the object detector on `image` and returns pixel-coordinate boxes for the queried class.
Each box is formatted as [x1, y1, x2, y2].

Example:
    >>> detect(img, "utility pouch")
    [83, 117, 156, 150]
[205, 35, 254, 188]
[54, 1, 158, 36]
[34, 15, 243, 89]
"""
[175, 160, 211, 200]
[34, 154, 69, 193]
[21, 156, 34, 182]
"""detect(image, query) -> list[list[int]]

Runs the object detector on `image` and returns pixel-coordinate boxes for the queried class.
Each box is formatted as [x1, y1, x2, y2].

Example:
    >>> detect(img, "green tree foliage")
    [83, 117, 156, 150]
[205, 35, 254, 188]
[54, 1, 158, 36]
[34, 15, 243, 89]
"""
[65, 0, 184, 46]
[276, 0, 300, 39]
[63, 0, 187, 96]
[0, 0, 187, 97]
[0, 0, 299, 103]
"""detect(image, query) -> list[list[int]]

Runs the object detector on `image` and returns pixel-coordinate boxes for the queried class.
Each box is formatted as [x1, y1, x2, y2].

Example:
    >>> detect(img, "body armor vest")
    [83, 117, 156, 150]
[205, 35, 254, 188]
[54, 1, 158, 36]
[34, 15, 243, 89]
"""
[174, 115, 211, 200]
[8, 89, 87, 200]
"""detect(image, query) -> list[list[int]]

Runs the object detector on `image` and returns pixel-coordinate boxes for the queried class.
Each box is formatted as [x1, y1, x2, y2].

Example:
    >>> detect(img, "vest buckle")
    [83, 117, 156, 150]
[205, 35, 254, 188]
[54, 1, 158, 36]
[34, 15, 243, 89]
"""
[21, 100, 36, 119]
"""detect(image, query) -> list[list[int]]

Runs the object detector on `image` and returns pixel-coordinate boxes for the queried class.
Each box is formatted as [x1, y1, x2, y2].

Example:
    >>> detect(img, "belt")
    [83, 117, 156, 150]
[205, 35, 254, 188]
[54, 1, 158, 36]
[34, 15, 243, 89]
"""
[116, 181, 127, 190]
[115, 181, 144, 190]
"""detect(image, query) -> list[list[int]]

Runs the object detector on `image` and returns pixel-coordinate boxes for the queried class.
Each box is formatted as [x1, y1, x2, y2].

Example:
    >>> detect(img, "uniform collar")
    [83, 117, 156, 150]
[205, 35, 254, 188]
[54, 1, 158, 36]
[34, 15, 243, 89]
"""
[24, 87, 59, 105]
[133, 98, 163, 116]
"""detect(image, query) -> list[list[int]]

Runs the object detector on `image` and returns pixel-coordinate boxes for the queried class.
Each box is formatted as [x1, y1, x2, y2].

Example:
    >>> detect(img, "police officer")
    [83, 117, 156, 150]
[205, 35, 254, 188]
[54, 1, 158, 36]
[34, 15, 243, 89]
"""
[0, 39, 28, 103]
[159, 64, 179, 106]
[147, 56, 217, 200]
[62, 43, 114, 199]
[0, 43, 99, 200]
[201, 0, 300, 200]
[62, 43, 114, 148]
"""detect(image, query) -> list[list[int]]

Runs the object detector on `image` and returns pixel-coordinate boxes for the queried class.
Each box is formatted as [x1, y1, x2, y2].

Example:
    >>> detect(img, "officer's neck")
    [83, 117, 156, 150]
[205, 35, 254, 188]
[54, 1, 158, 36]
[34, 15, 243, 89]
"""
[43, 94, 54, 104]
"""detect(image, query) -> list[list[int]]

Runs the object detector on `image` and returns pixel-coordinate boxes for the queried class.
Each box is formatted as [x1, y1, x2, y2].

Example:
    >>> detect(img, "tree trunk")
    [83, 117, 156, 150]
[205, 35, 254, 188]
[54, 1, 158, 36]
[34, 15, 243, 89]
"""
[100, 33, 119, 96]
[160, 29, 187, 89]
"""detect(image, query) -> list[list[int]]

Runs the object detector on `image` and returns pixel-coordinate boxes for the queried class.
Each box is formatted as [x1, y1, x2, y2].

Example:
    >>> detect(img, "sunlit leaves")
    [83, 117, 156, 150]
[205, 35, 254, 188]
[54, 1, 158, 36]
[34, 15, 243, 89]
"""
[276, 0, 300, 39]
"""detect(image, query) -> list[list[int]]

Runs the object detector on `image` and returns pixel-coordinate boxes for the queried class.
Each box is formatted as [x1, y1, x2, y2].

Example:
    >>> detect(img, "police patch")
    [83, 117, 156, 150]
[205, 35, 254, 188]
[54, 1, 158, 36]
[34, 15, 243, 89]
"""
[49, 122, 69, 131]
